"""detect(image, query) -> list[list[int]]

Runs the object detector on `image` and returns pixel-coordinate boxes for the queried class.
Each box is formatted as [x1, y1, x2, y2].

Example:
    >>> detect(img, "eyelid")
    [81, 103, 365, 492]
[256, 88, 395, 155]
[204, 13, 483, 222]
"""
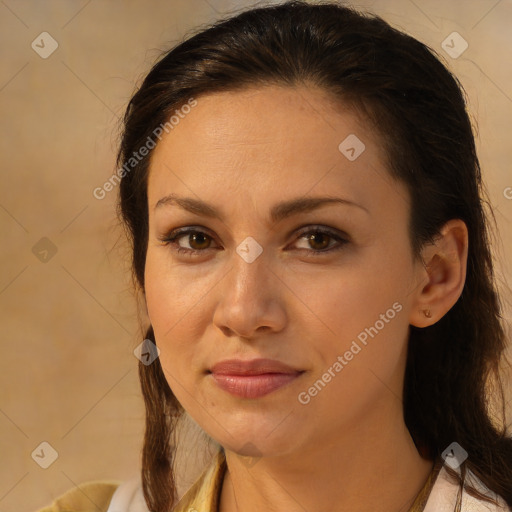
[158, 225, 216, 244]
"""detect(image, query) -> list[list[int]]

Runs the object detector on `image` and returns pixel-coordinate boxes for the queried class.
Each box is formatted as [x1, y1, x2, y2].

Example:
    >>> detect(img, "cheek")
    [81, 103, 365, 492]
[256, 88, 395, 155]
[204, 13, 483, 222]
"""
[144, 256, 204, 378]
[314, 258, 404, 330]
[311, 279, 407, 366]
[144, 249, 207, 332]
[299, 289, 408, 426]
[305, 247, 412, 378]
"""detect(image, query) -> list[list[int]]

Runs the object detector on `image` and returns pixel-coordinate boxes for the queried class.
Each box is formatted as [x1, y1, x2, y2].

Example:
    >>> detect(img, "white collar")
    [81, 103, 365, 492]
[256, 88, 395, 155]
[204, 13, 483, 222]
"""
[106, 476, 148, 512]
[424, 464, 510, 512]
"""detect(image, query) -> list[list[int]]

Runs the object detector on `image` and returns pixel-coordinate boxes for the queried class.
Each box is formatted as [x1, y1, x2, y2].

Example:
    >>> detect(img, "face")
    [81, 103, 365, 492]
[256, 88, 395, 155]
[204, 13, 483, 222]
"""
[144, 85, 424, 458]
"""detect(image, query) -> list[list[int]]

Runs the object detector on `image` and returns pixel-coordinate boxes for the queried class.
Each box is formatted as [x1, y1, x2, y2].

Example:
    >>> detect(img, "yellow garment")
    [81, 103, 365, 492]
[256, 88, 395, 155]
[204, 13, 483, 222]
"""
[37, 480, 120, 512]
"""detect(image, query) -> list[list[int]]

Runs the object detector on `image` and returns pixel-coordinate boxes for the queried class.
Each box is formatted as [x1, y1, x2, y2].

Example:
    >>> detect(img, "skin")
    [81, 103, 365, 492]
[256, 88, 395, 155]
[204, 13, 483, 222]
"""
[144, 85, 468, 512]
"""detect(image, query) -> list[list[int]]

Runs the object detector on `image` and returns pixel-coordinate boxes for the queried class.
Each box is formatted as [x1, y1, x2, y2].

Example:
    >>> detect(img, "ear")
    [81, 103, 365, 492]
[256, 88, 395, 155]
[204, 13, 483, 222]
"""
[409, 219, 468, 328]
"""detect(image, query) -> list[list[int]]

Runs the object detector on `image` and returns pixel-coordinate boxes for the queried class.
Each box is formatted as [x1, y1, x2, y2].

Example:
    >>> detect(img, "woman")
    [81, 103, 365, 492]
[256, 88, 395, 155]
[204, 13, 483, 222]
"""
[39, 1, 512, 511]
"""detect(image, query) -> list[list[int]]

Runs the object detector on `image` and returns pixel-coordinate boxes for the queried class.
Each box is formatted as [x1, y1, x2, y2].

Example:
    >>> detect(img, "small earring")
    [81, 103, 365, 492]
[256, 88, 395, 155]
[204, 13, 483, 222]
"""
[423, 309, 432, 318]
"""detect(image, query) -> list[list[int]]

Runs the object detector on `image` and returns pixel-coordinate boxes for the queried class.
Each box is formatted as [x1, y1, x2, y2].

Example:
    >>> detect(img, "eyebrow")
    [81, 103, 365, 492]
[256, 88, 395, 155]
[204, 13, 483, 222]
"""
[154, 194, 369, 224]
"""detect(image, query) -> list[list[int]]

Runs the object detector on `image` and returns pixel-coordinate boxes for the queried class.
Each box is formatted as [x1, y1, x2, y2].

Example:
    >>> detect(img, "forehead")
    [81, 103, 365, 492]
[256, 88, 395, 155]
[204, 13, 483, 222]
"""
[151, 84, 373, 161]
[147, 85, 397, 210]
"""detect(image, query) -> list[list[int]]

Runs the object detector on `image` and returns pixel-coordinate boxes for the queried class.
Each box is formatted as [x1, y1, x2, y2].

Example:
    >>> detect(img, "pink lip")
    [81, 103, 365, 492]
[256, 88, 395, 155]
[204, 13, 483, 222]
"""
[209, 358, 304, 399]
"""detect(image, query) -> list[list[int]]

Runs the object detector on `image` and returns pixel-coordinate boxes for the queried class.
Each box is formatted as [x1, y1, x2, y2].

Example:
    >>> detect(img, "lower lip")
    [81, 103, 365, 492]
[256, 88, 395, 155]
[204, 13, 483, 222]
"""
[211, 372, 302, 398]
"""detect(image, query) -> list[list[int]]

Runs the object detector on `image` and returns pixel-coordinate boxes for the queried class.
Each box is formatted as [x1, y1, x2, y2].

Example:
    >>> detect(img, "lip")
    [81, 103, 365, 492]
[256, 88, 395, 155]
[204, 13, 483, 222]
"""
[209, 358, 304, 399]
[210, 358, 300, 375]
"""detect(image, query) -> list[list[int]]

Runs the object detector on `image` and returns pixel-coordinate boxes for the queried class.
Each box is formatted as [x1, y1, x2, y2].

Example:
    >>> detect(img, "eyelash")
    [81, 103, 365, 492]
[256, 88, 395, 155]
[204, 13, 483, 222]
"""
[159, 225, 349, 258]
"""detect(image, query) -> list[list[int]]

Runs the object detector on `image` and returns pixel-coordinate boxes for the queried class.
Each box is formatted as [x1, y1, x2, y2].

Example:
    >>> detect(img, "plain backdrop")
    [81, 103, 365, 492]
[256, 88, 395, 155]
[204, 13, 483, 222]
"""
[0, 1, 511, 510]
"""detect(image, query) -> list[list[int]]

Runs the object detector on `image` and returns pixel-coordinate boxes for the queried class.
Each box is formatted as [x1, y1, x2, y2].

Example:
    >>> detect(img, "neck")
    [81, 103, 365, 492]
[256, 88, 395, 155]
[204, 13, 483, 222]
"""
[219, 397, 433, 512]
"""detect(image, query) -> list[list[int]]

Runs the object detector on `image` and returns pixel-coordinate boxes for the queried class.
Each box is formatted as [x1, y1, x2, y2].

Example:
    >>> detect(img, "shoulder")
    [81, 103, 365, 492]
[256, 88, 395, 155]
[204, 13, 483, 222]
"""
[37, 481, 120, 512]
[424, 464, 511, 512]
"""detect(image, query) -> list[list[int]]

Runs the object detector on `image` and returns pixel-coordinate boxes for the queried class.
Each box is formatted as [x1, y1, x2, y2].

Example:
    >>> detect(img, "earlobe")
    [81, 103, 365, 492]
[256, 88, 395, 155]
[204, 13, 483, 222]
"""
[409, 219, 468, 328]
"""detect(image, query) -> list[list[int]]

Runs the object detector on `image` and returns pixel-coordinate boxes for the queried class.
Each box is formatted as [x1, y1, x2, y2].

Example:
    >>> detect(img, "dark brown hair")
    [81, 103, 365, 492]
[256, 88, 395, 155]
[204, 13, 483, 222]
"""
[116, 1, 512, 511]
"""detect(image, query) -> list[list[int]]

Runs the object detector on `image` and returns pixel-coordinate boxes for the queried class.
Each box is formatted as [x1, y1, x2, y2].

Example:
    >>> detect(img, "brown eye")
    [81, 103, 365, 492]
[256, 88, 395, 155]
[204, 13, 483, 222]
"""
[160, 228, 218, 256]
[186, 232, 212, 251]
[293, 227, 349, 255]
[305, 232, 331, 251]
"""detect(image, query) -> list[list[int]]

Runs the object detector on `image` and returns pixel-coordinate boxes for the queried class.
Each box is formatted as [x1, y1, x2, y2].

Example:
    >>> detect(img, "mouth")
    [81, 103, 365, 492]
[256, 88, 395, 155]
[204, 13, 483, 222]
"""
[208, 358, 305, 399]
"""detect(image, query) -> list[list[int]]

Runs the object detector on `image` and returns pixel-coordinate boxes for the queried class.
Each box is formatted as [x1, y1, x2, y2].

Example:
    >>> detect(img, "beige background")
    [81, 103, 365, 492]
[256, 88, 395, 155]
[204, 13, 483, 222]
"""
[0, 0, 511, 510]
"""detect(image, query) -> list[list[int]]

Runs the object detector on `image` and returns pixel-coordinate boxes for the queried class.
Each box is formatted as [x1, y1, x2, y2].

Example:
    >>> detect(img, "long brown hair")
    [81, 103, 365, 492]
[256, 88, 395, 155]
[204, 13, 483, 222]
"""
[116, 2, 512, 510]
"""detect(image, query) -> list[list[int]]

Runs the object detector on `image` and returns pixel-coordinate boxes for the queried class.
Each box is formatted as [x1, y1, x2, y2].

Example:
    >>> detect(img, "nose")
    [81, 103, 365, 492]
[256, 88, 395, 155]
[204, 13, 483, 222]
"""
[212, 248, 287, 340]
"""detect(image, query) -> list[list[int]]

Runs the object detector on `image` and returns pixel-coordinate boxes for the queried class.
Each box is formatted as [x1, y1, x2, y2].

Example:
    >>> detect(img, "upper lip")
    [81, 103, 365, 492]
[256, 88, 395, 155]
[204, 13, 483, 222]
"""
[210, 358, 302, 376]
